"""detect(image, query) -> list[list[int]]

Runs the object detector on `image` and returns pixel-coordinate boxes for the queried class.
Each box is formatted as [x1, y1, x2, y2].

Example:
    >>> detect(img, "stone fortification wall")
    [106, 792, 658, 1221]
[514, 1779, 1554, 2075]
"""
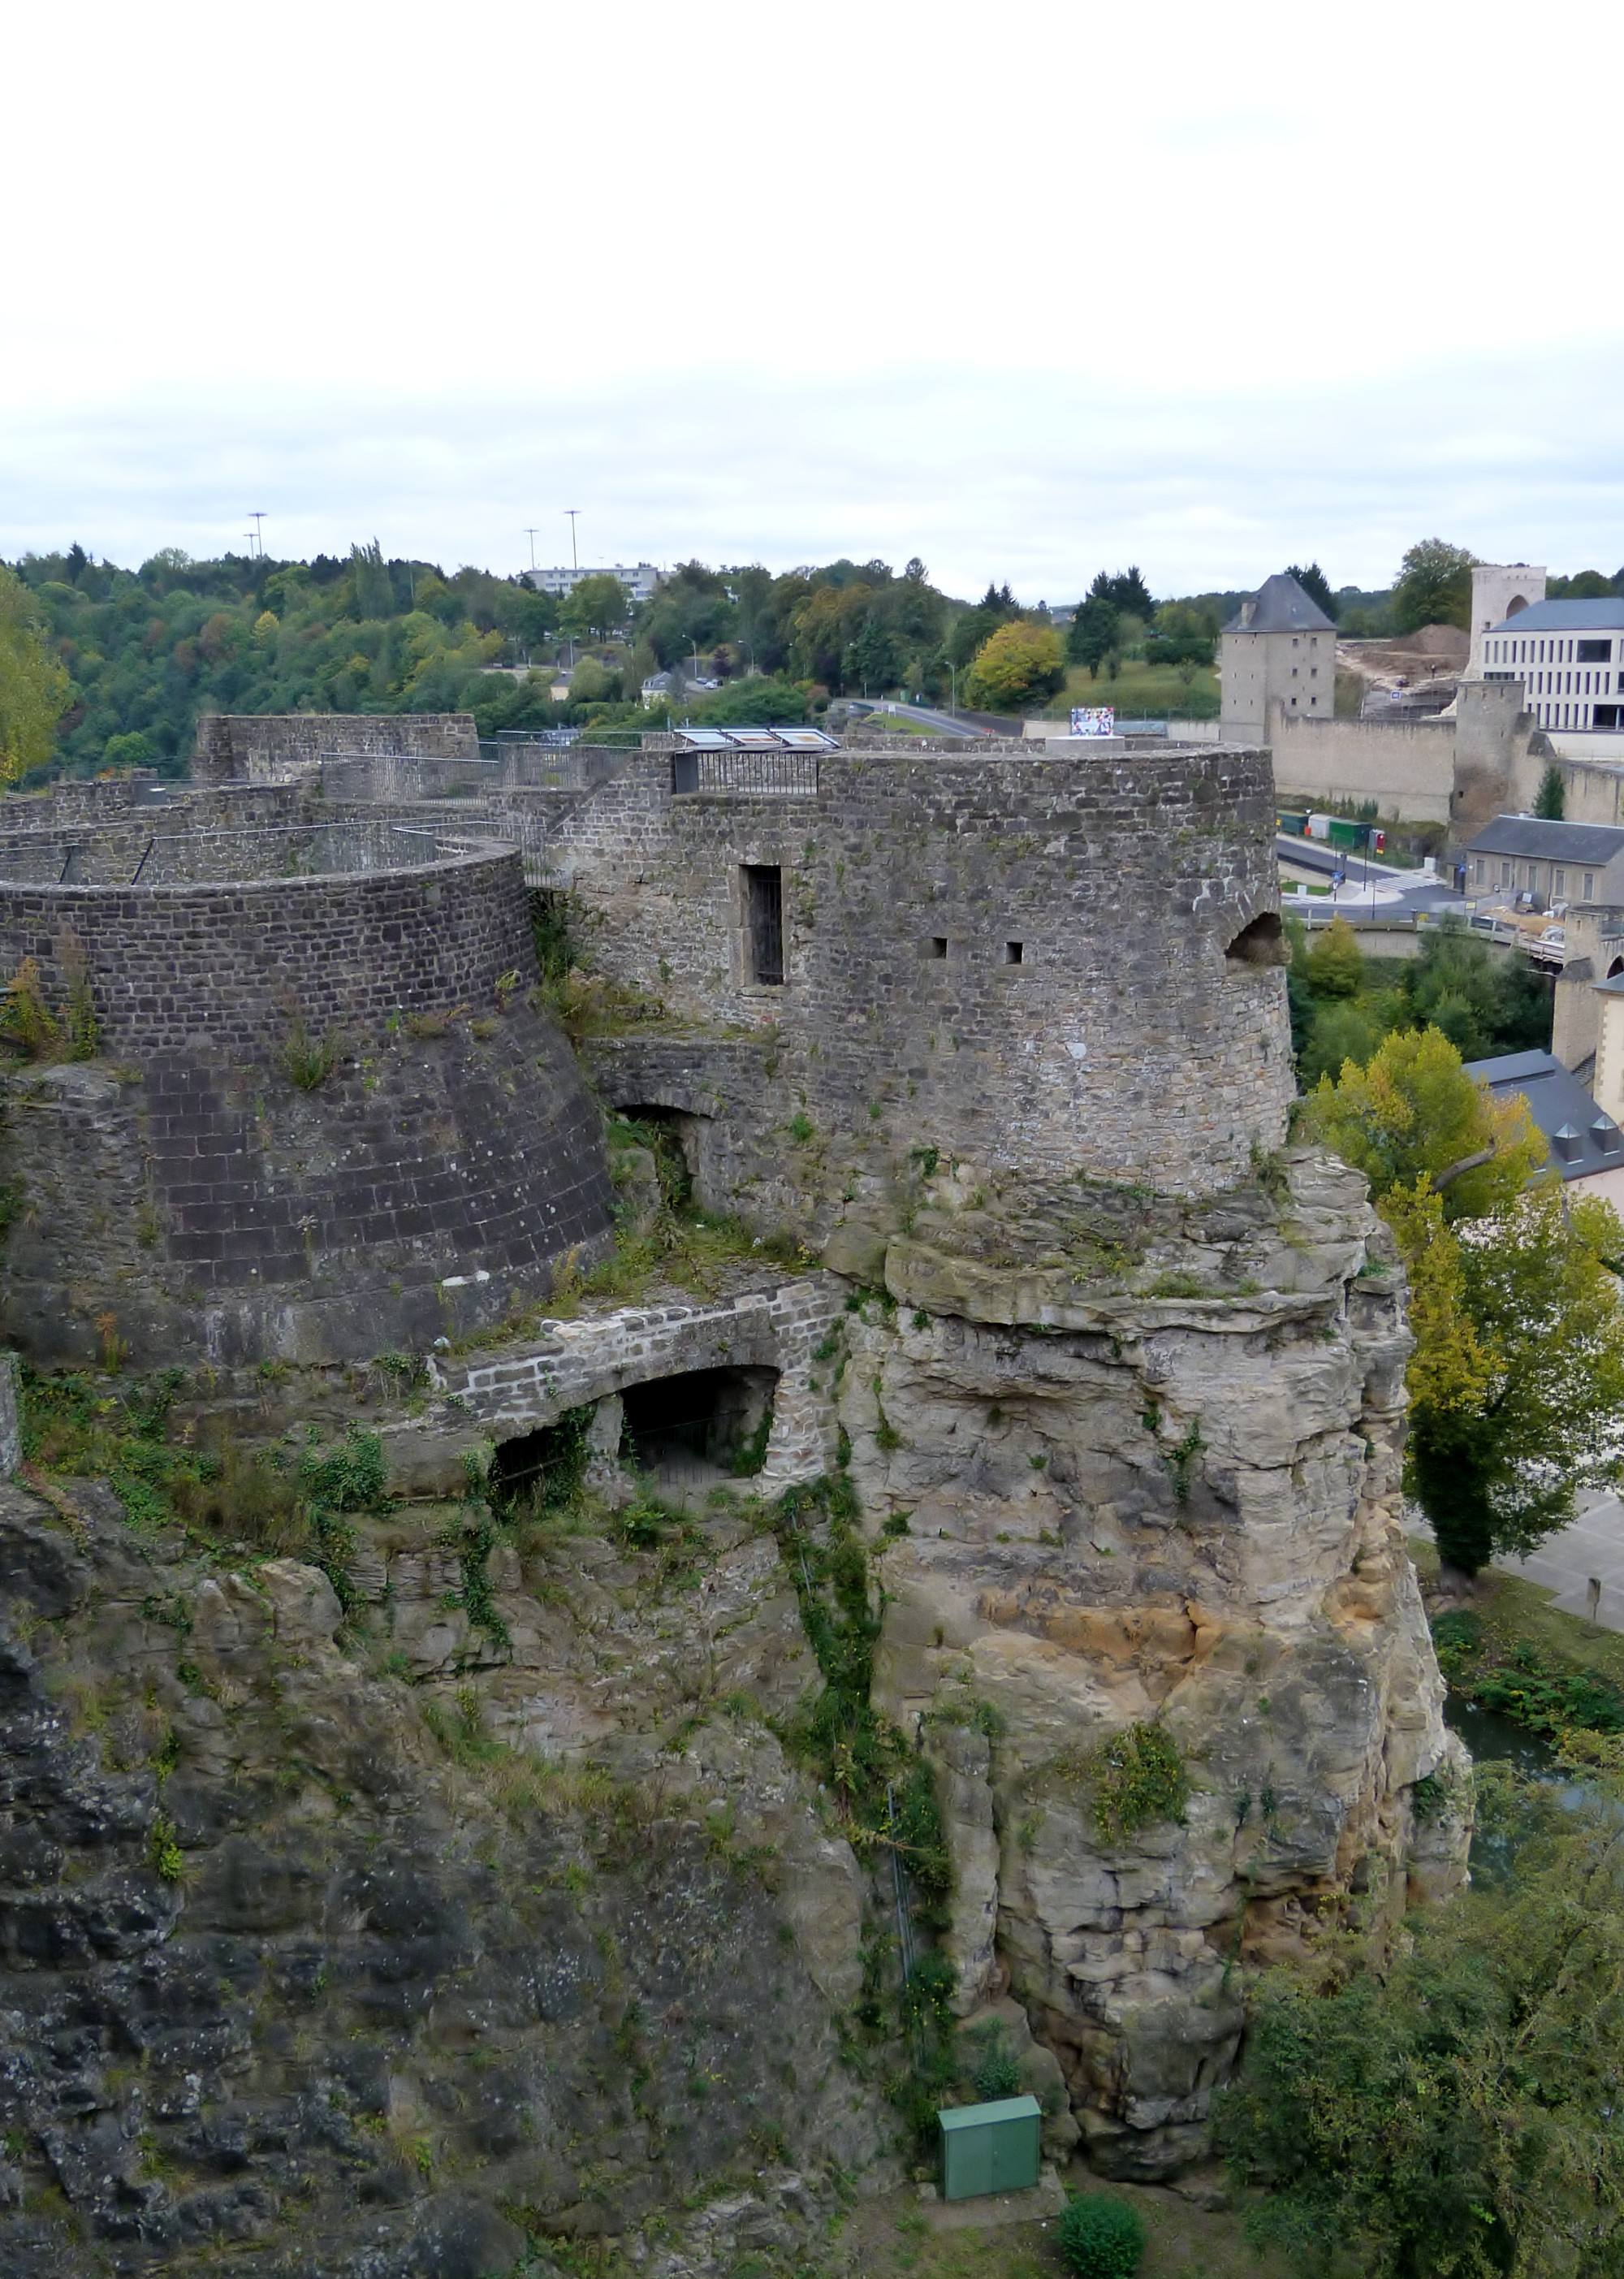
[1552, 754, 1624, 830]
[398, 1274, 845, 1495]
[0, 834, 614, 1366]
[1268, 705, 1455, 824]
[545, 744, 1292, 1201]
[0, 815, 480, 891]
[193, 710, 477, 785]
[0, 834, 526, 1057]
[1449, 681, 1553, 844]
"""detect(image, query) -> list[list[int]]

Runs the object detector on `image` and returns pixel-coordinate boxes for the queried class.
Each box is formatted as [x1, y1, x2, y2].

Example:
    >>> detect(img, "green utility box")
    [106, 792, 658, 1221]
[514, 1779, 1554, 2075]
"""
[938, 2095, 1043, 2201]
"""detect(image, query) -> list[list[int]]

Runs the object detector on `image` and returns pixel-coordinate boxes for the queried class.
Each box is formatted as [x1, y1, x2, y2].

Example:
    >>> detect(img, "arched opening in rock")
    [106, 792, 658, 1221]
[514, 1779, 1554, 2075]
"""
[490, 1409, 600, 1516]
[620, 1365, 780, 1498]
[1224, 910, 1286, 967]
[615, 1103, 708, 1207]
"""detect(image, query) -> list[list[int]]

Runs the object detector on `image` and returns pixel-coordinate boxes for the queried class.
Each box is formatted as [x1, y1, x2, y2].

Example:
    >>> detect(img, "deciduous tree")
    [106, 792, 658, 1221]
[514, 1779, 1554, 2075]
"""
[962, 621, 1066, 712]
[0, 567, 71, 783]
[1392, 538, 1478, 634]
[559, 573, 630, 641]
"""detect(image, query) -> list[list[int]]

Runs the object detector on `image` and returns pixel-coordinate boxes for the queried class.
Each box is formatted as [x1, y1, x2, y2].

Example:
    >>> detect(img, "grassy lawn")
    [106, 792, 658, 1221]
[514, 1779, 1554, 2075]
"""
[1036, 659, 1220, 721]
[1410, 1535, 1624, 1703]
[844, 2181, 1300, 2279]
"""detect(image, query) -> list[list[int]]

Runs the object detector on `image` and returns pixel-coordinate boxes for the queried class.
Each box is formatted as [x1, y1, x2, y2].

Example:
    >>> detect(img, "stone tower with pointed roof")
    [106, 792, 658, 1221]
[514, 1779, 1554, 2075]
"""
[1220, 570, 1337, 744]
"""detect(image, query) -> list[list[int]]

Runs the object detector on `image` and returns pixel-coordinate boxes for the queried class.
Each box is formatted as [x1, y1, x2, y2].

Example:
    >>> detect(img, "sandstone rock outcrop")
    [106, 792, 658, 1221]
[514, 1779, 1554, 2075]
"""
[829, 1147, 1470, 2177]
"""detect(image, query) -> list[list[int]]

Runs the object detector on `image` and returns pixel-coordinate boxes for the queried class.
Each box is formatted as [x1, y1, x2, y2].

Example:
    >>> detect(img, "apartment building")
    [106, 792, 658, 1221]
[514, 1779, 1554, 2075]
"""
[1481, 599, 1624, 732]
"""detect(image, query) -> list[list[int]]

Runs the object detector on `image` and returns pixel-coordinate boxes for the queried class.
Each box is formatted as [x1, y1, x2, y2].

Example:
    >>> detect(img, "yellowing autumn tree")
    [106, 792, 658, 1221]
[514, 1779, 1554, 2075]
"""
[1298, 1023, 1545, 1221]
[0, 568, 71, 783]
[962, 621, 1066, 713]
[1305, 1027, 1624, 1572]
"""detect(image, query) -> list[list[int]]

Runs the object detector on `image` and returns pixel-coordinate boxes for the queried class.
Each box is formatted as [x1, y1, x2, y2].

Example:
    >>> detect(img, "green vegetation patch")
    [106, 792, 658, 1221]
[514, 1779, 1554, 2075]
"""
[1432, 1603, 1624, 1736]
[1039, 1720, 1190, 1844]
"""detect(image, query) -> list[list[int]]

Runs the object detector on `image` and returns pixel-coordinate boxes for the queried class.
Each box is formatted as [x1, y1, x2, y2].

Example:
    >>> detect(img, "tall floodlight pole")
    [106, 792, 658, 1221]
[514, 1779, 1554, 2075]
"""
[524, 528, 538, 571]
[248, 512, 266, 559]
[565, 510, 580, 572]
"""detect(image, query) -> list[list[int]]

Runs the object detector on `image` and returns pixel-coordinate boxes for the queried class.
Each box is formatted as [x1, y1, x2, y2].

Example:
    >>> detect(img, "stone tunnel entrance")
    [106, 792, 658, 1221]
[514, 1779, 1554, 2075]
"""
[620, 1365, 779, 1503]
[486, 1365, 780, 1517]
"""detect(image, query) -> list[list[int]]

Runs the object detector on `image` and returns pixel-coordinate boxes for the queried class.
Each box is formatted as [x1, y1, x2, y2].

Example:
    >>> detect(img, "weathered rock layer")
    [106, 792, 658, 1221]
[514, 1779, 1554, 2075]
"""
[832, 1148, 1469, 2177]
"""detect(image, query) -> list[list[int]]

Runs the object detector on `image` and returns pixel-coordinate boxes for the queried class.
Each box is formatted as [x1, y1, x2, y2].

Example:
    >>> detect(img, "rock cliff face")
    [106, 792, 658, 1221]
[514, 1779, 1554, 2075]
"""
[829, 1147, 1470, 2178]
[0, 1479, 897, 2277]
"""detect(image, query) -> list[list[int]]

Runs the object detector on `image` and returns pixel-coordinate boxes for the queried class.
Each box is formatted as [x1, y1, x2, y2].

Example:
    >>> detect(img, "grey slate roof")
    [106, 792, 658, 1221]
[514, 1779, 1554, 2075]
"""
[1465, 814, 1624, 864]
[1488, 599, 1624, 633]
[1221, 573, 1337, 637]
[1466, 1049, 1624, 1182]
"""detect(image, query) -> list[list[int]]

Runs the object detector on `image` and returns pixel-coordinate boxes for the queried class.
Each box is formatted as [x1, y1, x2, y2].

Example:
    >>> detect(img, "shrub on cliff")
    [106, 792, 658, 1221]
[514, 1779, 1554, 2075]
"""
[1056, 2192, 1146, 2277]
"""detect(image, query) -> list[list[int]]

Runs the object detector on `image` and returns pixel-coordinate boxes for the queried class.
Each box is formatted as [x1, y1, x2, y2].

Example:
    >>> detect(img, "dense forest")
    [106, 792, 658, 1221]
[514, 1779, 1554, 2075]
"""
[3, 546, 983, 780]
[2, 543, 1257, 781]
[21, 534, 1622, 784]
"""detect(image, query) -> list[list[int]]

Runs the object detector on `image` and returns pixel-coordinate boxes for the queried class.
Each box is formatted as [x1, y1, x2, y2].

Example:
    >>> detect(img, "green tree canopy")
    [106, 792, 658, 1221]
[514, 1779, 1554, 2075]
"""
[1548, 569, 1618, 599]
[1283, 561, 1337, 619]
[947, 582, 1021, 671]
[560, 573, 631, 640]
[962, 621, 1066, 712]
[1393, 538, 1479, 634]
[1398, 1178, 1624, 1572]
[1304, 1024, 1624, 1573]
[1088, 565, 1156, 621]
[1219, 1762, 1624, 2273]
[0, 568, 71, 783]
[1299, 1024, 1545, 1222]
[1534, 765, 1566, 819]
[694, 677, 807, 725]
[1066, 595, 1119, 678]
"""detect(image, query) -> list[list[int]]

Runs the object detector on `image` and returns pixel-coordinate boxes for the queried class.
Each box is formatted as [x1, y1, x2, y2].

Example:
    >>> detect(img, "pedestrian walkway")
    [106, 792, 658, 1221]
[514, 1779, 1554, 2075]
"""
[1494, 1490, 1624, 1637]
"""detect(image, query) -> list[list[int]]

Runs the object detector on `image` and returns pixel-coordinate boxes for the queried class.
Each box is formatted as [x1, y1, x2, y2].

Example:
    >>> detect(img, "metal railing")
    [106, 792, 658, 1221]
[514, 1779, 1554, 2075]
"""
[671, 749, 820, 797]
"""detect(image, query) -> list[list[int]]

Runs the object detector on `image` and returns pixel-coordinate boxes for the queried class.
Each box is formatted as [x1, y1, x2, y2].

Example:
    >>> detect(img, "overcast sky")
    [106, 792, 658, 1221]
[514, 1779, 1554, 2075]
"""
[5, 0, 1622, 600]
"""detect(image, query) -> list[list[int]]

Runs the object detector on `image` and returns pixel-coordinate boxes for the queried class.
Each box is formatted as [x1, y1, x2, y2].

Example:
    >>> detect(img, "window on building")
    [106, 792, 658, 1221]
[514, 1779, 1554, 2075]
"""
[1584, 872, 1596, 901]
[1310, 666, 1318, 677]
[1003, 941, 1024, 965]
[1475, 858, 1484, 883]
[1501, 861, 1513, 887]
[1555, 869, 1566, 896]
[744, 865, 784, 984]
[929, 936, 948, 959]
[1291, 666, 1298, 677]
[1579, 638, 1614, 664]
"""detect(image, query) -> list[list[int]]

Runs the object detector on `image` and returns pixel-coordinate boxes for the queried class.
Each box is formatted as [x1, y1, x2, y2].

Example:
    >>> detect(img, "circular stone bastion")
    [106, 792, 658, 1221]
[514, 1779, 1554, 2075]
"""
[0, 818, 615, 1369]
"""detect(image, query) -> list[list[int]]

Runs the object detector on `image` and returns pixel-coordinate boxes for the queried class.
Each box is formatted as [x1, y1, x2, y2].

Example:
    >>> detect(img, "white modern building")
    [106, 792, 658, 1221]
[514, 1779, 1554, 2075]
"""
[1219, 571, 1337, 742]
[526, 563, 662, 605]
[1481, 599, 1624, 733]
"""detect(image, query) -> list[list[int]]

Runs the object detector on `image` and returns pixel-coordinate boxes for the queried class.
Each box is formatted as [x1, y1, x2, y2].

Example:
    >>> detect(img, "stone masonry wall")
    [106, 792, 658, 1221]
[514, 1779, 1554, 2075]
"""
[543, 746, 1293, 1200]
[0, 838, 617, 1367]
[0, 841, 533, 1059]
[409, 1275, 846, 1494]
[193, 711, 477, 785]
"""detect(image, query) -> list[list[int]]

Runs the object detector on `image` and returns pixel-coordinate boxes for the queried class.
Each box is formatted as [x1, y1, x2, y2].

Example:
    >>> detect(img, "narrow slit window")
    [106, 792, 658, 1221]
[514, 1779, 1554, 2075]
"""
[1003, 941, 1024, 965]
[929, 936, 948, 959]
[745, 864, 784, 984]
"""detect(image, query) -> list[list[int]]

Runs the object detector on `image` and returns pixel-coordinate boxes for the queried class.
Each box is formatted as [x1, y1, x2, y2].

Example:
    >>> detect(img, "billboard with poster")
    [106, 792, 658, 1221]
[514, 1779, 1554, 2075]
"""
[1069, 707, 1116, 737]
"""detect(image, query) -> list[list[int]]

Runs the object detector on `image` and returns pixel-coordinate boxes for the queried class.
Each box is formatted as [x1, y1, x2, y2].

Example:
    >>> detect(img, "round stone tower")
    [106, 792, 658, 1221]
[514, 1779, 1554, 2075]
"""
[0, 817, 614, 1367]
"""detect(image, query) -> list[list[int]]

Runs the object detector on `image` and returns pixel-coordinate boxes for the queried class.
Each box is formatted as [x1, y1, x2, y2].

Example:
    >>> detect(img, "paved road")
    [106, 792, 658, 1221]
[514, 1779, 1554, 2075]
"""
[1276, 834, 1466, 919]
[1494, 1489, 1624, 1637]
